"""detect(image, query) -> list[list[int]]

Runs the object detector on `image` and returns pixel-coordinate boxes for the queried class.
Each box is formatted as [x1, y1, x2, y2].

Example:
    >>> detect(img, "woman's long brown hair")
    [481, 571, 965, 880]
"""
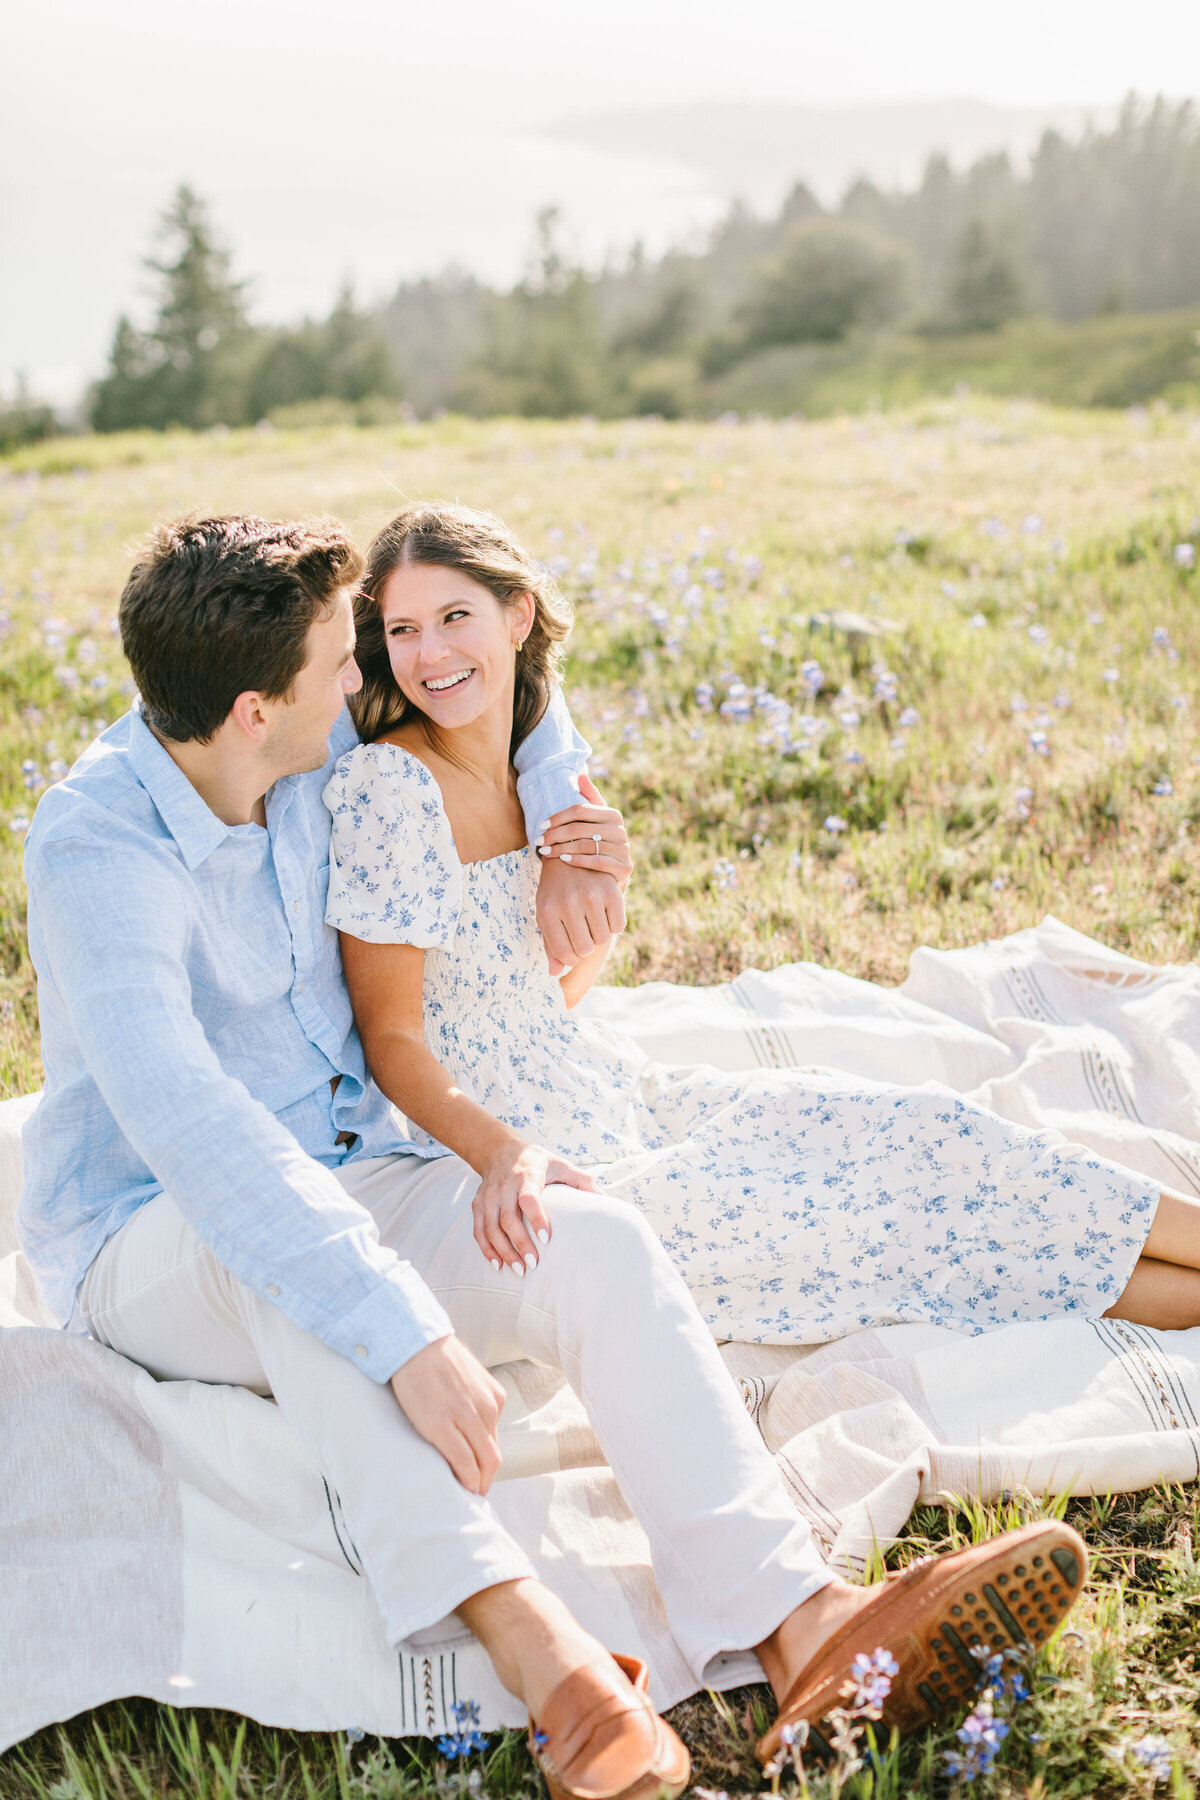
[351, 501, 573, 757]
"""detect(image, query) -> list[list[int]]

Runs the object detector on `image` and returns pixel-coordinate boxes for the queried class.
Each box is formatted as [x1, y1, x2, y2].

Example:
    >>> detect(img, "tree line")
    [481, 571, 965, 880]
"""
[60, 92, 1200, 434]
[88, 186, 400, 434]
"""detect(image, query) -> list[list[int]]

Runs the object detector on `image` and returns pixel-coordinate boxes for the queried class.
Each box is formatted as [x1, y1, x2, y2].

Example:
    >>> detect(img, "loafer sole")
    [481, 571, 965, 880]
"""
[759, 1519, 1088, 1763]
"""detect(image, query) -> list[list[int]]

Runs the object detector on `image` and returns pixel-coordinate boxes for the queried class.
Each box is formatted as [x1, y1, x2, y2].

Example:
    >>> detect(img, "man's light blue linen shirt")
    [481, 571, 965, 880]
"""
[19, 693, 588, 1383]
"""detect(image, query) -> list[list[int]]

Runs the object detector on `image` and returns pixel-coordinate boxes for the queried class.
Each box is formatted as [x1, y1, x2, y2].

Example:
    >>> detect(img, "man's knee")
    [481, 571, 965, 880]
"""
[541, 1183, 666, 1273]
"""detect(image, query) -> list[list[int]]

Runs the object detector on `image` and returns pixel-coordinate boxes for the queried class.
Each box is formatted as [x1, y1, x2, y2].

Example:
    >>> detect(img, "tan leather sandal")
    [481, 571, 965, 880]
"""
[528, 1652, 690, 1800]
[759, 1519, 1088, 1764]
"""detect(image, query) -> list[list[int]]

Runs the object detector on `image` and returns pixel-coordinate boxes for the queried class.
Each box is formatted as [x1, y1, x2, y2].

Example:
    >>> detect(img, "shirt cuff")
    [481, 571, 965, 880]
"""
[323, 1261, 455, 1383]
[517, 759, 585, 840]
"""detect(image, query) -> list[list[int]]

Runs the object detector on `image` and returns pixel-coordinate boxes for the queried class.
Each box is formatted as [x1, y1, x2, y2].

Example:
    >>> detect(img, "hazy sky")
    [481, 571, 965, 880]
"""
[4, 0, 1199, 400]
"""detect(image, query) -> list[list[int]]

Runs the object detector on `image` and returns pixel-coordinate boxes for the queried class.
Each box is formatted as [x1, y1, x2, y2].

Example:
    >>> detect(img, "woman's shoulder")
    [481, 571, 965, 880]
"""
[324, 737, 445, 814]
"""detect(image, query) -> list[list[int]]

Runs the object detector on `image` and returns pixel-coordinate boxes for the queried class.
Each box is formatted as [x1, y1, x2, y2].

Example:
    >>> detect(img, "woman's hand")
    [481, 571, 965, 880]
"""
[537, 772, 633, 892]
[474, 1137, 599, 1275]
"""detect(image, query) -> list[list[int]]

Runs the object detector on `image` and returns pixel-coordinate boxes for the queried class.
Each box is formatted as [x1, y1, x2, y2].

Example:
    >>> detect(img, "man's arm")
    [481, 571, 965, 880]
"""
[30, 838, 452, 1384]
[512, 685, 590, 842]
[514, 687, 625, 972]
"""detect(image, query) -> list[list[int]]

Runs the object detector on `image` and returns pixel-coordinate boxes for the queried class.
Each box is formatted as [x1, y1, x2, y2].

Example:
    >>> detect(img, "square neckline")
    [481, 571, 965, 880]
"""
[367, 739, 533, 872]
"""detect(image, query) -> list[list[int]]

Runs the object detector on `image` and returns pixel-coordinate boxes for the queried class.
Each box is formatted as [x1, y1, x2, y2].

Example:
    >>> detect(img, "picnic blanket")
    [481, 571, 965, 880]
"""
[5, 914, 1200, 1753]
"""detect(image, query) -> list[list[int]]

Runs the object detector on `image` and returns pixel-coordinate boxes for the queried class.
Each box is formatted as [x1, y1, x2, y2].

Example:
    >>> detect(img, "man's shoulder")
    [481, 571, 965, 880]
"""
[24, 715, 181, 879]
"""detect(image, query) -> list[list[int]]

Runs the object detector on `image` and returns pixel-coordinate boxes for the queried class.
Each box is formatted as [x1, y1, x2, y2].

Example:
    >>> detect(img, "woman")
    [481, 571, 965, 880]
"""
[324, 501, 1200, 1343]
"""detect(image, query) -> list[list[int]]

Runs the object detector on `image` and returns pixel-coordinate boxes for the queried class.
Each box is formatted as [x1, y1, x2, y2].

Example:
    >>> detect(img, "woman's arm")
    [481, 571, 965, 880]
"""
[339, 933, 595, 1274]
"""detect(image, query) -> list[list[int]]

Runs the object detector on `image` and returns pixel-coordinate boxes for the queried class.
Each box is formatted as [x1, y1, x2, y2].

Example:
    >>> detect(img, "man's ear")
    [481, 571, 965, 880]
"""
[228, 689, 271, 744]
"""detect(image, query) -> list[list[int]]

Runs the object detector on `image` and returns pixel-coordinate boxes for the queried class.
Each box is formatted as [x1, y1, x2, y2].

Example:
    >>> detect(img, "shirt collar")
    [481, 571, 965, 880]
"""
[126, 705, 241, 871]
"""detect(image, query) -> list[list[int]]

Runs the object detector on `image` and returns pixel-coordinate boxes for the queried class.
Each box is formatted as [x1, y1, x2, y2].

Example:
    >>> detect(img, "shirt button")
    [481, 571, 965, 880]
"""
[295, 981, 305, 994]
[293, 900, 301, 913]
[267, 1283, 280, 1297]
[354, 1345, 367, 1358]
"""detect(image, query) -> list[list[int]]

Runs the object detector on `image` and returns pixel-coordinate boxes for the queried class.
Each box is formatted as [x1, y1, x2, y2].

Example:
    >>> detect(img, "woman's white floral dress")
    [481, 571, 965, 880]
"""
[324, 743, 1159, 1344]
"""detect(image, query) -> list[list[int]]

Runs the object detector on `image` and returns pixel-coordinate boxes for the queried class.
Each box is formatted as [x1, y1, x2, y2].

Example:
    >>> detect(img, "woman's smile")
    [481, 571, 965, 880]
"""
[423, 668, 475, 693]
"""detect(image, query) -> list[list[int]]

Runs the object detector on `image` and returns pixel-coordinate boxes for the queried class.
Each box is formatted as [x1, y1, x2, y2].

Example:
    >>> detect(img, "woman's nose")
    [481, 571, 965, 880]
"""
[420, 633, 452, 666]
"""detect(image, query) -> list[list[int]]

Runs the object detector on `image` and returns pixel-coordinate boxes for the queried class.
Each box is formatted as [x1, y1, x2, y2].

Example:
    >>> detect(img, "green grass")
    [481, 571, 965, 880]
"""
[705, 308, 1200, 419]
[3, 403, 1200, 1793]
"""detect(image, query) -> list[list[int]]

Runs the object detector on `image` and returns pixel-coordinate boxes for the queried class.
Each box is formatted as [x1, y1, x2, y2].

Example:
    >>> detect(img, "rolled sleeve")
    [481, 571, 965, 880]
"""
[514, 687, 591, 840]
[32, 838, 452, 1380]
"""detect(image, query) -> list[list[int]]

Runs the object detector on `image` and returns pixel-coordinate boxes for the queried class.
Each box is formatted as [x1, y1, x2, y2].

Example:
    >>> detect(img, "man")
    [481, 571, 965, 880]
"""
[20, 514, 1084, 1800]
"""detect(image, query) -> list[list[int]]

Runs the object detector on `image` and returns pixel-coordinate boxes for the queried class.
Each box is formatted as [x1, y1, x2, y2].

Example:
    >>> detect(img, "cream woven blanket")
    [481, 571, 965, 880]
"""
[4, 916, 1200, 1751]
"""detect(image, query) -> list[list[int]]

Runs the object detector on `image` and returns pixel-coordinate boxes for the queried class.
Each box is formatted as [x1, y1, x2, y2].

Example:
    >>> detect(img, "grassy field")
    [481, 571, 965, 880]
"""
[3, 403, 1200, 1795]
[705, 307, 1200, 420]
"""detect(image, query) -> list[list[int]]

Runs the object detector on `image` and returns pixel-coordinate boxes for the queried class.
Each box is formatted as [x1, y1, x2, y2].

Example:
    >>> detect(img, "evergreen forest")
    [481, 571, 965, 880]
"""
[17, 93, 1200, 441]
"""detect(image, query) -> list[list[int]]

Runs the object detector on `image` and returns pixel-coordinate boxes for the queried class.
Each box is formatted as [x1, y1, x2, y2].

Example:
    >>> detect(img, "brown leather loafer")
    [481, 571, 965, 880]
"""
[528, 1653, 690, 1800]
[759, 1519, 1088, 1764]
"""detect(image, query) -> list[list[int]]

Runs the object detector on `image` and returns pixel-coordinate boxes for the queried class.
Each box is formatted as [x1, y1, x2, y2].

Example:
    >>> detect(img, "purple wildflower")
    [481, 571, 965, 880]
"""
[846, 1647, 898, 1712]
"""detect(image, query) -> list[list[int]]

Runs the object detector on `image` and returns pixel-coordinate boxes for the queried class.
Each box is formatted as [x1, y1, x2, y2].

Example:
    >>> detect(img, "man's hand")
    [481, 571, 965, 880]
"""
[389, 1335, 507, 1495]
[535, 849, 624, 975]
[534, 775, 627, 975]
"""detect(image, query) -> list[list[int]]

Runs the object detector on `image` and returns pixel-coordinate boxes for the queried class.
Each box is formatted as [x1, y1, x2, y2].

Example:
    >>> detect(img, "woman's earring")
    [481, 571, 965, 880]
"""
[515, 639, 524, 652]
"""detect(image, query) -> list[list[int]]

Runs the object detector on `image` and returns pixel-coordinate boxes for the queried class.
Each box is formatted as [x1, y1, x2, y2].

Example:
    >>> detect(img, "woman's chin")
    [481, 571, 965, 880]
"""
[410, 692, 491, 730]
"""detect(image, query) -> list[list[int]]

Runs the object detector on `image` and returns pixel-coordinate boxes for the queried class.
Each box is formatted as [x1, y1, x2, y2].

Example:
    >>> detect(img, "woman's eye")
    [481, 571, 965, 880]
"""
[444, 609, 469, 622]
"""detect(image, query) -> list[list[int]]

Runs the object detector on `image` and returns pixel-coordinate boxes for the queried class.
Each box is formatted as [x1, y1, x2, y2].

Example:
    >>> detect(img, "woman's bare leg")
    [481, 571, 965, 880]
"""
[1140, 1190, 1200, 1269]
[1104, 1254, 1200, 1328]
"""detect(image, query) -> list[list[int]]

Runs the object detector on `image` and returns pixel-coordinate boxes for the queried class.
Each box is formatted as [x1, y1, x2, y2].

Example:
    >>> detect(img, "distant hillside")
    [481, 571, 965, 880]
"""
[550, 98, 1118, 208]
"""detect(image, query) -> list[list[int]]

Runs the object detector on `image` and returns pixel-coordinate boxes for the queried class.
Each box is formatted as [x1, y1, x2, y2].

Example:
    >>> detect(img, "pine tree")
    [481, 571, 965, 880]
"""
[90, 185, 249, 431]
[143, 184, 248, 427]
[90, 316, 156, 432]
[945, 218, 1026, 332]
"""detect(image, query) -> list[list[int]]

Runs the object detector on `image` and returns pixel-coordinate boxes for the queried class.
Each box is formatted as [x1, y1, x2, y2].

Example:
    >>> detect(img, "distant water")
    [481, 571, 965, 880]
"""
[6, 130, 728, 407]
[5, 90, 1119, 405]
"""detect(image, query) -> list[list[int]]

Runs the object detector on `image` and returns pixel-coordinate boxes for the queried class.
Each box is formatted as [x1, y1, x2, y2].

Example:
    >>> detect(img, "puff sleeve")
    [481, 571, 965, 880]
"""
[323, 744, 463, 947]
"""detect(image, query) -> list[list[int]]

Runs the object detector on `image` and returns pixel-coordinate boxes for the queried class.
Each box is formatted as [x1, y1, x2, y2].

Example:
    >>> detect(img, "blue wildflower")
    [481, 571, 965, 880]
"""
[1131, 1735, 1172, 1782]
[944, 1695, 1009, 1782]
[438, 1699, 489, 1760]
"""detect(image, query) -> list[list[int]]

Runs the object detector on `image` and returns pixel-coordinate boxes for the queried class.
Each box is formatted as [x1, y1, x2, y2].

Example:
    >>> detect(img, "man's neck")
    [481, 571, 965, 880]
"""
[148, 722, 270, 828]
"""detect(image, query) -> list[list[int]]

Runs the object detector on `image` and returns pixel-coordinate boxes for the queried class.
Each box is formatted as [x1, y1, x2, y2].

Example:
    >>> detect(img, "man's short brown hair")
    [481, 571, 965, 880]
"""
[119, 514, 364, 743]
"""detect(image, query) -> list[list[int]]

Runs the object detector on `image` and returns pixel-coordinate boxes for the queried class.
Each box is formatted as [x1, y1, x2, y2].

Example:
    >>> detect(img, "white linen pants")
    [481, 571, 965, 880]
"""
[77, 1152, 830, 1676]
